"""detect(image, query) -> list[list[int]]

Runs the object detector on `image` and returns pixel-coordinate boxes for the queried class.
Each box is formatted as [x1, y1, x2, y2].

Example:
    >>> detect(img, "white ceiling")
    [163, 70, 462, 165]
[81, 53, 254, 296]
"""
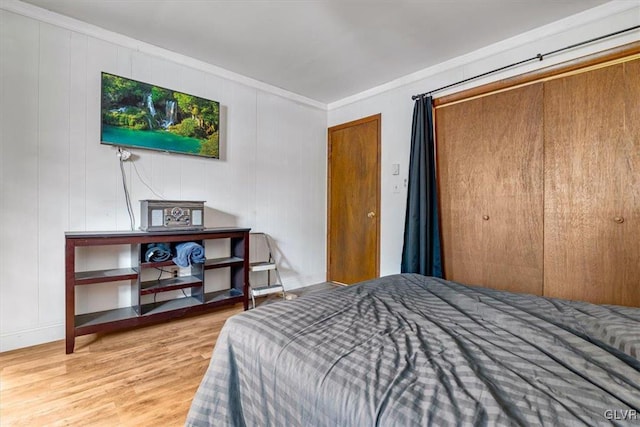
[21, 0, 612, 103]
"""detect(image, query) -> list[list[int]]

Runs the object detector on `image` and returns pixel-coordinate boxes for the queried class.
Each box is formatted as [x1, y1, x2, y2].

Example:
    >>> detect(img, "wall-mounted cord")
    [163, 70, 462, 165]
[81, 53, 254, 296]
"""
[155, 267, 175, 281]
[117, 147, 136, 230]
[132, 160, 166, 200]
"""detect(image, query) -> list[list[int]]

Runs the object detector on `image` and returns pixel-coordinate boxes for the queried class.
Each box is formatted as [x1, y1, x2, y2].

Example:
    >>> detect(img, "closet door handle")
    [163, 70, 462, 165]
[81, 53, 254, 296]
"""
[482, 215, 490, 221]
[614, 216, 624, 224]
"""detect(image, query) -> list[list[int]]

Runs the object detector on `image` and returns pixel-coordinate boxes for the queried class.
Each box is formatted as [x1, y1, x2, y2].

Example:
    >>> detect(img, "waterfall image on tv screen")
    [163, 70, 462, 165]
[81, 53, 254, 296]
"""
[101, 72, 220, 158]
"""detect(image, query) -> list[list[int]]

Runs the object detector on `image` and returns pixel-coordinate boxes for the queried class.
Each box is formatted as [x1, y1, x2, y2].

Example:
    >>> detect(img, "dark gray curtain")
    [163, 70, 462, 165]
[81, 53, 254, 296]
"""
[401, 95, 442, 277]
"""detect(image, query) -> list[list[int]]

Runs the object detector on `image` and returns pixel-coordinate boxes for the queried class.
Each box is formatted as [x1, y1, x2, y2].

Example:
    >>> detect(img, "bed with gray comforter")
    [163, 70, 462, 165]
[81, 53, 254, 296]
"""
[186, 274, 640, 426]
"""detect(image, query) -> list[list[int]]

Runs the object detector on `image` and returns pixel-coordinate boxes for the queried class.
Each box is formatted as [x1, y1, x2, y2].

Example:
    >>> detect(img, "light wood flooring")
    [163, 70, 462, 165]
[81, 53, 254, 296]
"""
[0, 304, 242, 426]
[0, 283, 336, 426]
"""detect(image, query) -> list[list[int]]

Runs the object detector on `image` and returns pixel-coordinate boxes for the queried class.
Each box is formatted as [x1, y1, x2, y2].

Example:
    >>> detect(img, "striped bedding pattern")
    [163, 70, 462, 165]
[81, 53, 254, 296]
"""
[186, 274, 640, 426]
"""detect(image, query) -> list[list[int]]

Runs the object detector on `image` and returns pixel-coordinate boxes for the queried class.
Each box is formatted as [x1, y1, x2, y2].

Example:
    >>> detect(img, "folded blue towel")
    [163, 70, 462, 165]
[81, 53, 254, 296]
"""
[173, 242, 205, 267]
[145, 243, 171, 262]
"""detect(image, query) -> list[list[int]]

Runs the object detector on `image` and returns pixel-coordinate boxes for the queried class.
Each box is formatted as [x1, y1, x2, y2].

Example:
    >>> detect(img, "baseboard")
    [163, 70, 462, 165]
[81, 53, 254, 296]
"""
[1, 274, 327, 352]
[0, 324, 64, 353]
[282, 273, 327, 291]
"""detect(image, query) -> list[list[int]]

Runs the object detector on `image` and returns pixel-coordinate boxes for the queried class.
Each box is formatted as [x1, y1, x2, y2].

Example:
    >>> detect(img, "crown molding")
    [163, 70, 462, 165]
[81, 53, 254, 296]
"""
[0, 0, 328, 111]
[3, 0, 636, 112]
[328, 0, 639, 110]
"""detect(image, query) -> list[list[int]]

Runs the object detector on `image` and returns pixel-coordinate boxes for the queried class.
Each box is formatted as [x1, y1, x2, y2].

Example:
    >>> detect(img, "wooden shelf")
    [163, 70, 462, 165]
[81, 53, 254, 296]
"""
[76, 306, 139, 328]
[139, 260, 176, 269]
[65, 228, 250, 353]
[204, 289, 244, 304]
[140, 256, 242, 271]
[140, 276, 202, 295]
[140, 296, 202, 315]
[74, 297, 207, 335]
[74, 268, 138, 286]
[204, 256, 244, 270]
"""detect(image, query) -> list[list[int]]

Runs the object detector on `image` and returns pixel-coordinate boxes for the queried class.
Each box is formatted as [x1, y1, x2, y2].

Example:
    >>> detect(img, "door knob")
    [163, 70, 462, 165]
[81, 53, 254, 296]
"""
[482, 215, 490, 221]
[614, 216, 624, 224]
[367, 211, 376, 218]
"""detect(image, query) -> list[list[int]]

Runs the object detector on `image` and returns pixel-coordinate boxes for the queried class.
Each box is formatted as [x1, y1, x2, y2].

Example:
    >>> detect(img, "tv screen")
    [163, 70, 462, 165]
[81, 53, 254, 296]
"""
[101, 72, 220, 158]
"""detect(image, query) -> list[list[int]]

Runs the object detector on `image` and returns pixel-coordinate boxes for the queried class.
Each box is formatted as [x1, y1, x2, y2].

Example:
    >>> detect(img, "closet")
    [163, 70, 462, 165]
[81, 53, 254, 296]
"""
[436, 84, 544, 296]
[435, 47, 640, 307]
[544, 58, 639, 305]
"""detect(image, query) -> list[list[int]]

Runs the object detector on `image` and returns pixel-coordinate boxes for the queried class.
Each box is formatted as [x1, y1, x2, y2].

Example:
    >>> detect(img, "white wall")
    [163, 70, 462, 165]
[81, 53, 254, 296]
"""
[328, 1, 640, 278]
[0, 7, 328, 351]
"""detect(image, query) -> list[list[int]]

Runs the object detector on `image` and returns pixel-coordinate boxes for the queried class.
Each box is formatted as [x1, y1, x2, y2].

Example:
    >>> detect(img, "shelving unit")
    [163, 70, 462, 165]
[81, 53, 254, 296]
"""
[65, 227, 250, 354]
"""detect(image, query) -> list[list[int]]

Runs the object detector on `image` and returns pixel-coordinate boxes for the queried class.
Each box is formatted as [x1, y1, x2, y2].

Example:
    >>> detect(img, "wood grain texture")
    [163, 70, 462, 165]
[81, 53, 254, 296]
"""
[436, 84, 544, 295]
[544, 59, 640, 307]
[0, 305, 243, 426]
[327, 114, 380, 284]
[621, 59, 640, 305]
[436, 97, 485, 285]
[481, 84, 544, 294]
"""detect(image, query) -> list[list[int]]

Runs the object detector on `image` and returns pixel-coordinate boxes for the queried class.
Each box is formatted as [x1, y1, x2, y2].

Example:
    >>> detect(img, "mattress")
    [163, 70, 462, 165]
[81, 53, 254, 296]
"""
[186, 274, 640, 426]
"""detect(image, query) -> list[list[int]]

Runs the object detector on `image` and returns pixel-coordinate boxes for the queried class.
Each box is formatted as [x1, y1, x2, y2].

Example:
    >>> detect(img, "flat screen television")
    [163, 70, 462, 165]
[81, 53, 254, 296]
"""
[101, 72, 220, 159]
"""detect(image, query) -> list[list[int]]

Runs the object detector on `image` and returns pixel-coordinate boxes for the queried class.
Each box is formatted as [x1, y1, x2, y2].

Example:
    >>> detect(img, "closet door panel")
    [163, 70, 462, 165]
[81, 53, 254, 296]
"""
[619, 59, 640, 305]
[436, 98, 485, 285]
[481, 84, 544, 295]
[544, 60, 640, 306]
[436, 84, 543, 294]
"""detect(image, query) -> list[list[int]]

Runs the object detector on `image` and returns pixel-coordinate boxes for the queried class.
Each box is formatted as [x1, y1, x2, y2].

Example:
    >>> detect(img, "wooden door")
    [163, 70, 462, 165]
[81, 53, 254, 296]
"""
[544, 59, 640, 306]
[436, 97, 486, 285]
[327, 114, 380, 284]
[481, 85, 544, 293]
[436, 84, 544, 295]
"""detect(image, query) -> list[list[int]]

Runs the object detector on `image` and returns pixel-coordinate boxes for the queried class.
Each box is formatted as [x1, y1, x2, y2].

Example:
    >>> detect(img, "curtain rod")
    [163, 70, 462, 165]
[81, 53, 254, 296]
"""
[411, 25, 640, 100]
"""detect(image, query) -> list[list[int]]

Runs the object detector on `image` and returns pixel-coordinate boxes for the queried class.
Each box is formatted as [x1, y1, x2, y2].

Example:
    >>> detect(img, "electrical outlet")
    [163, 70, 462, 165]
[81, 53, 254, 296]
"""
[172, 268, 179, 278]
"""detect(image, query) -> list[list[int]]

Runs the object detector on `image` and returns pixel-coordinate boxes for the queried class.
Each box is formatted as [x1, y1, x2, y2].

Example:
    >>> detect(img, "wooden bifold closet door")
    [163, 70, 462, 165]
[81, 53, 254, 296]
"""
[436, 84, 544, 295]
[435, 56, 639, 307]
[544, 59, 640, 306]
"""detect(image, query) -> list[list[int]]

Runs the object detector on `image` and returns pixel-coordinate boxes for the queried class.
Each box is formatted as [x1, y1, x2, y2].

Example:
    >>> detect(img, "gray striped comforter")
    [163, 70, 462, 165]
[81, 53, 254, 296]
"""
[186, 274, 640, 426]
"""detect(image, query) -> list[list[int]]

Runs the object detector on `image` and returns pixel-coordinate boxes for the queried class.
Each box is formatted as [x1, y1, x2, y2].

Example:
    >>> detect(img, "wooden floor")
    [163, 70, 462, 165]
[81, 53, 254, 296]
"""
[0, 304, 242, 426]
[0, 283, 336, 426]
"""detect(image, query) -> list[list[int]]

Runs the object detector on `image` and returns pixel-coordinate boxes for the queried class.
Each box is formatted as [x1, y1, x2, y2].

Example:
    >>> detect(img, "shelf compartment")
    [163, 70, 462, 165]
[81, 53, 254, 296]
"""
[140, 296, 202, 316]
[204, 256, 244, 270]
[139, 260, 176, 269]
[204, 289, 244, 304]
[140, 276, 202, 295]
[74, 297, 203, 334]
[76, 306, 138, 328]
[74, 268, 138, 285]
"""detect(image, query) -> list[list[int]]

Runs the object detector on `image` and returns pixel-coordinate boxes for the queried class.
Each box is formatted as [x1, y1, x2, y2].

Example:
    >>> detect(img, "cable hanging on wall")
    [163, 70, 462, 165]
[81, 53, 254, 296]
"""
[117, 147, 136, 231]
[411, 25, 640, 100]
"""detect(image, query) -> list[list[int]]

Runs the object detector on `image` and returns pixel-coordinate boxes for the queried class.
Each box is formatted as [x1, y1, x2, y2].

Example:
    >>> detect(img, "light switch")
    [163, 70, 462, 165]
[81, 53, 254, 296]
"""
[392, 163, 400, 175]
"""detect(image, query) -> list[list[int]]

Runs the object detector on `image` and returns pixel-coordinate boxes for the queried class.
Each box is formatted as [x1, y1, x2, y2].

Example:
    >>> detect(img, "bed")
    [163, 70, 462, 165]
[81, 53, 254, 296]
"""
[186, 274, 640, 426]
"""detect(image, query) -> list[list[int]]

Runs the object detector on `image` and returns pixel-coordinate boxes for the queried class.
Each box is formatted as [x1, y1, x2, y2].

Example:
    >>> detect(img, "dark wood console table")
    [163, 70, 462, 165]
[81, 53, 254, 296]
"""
[65, 228, 250, 354]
